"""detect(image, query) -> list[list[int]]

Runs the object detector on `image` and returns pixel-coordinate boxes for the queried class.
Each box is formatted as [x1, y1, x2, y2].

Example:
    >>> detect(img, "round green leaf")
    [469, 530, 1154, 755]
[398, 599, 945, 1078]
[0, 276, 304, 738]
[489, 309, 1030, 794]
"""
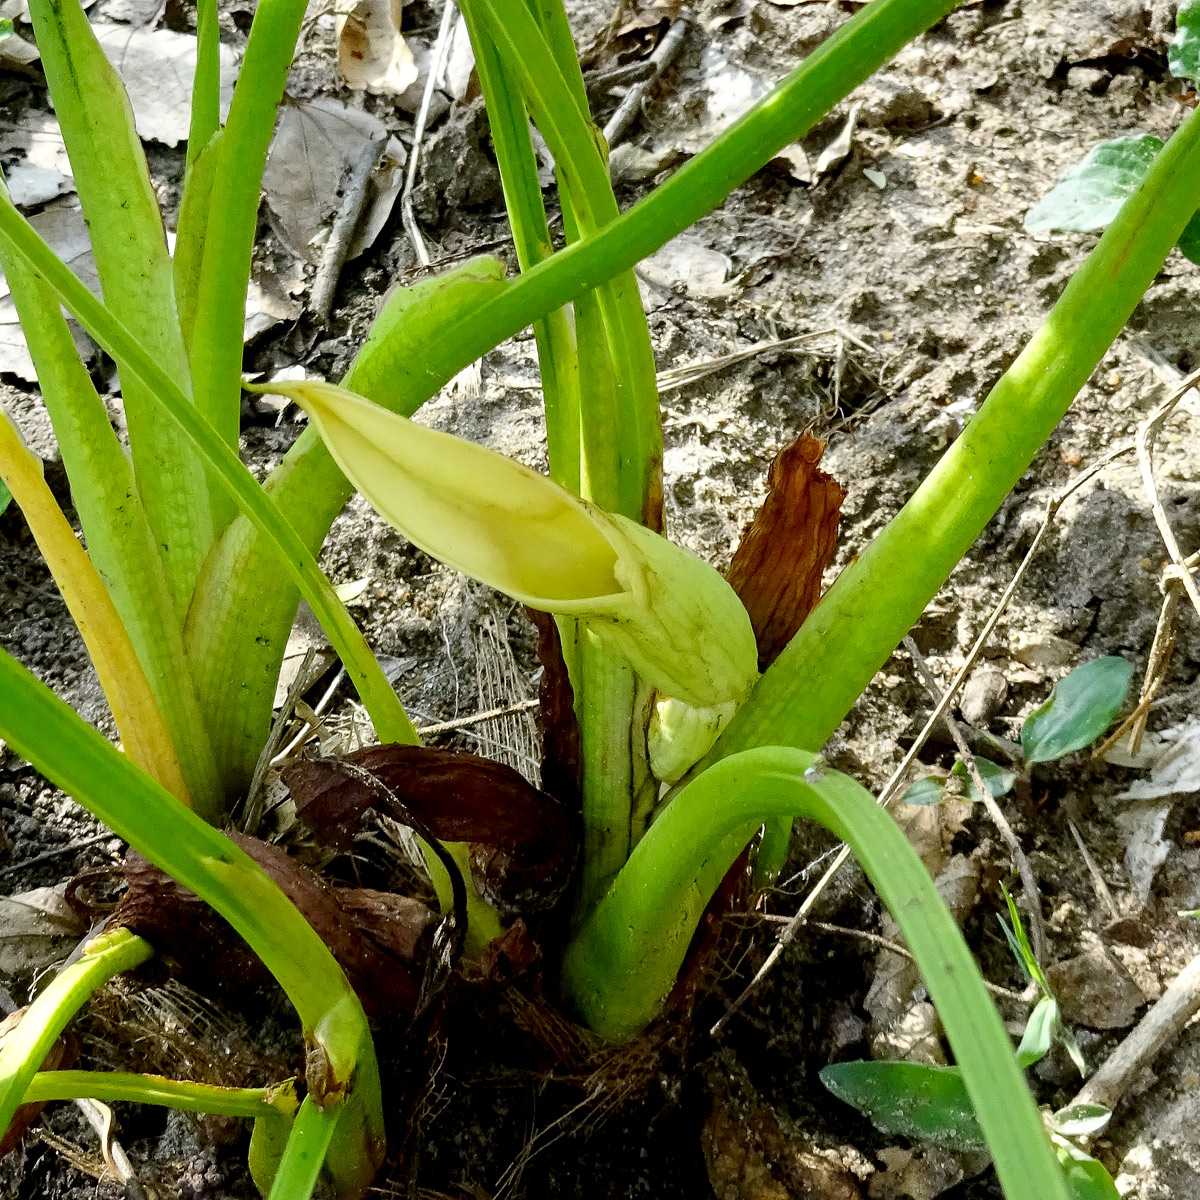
[1170, 0, 1200, 81]
[1056, 1141, 1122, 1200]
[1025, 136, 1164, 234]
[819, 1061, 986, 1151]
[1020, 657, 1133, 765]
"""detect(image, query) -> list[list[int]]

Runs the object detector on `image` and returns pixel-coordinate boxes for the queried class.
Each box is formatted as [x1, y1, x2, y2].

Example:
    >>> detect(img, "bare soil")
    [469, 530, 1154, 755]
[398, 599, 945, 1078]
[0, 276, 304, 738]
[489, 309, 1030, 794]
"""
[3, 0, 1200, 1197]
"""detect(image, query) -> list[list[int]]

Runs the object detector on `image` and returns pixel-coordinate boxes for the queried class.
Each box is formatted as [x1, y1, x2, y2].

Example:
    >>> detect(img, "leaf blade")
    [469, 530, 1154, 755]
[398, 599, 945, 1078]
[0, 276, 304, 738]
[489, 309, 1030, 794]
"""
[1025, 136, 1163, 234]
[819, 1061, 987, 1150]
[1020, 657, 1133, 764]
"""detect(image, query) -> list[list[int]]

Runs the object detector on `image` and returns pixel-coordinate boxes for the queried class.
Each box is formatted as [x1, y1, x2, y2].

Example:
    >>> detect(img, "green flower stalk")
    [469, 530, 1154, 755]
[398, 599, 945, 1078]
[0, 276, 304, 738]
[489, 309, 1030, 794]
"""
[253, 380, 759, 712]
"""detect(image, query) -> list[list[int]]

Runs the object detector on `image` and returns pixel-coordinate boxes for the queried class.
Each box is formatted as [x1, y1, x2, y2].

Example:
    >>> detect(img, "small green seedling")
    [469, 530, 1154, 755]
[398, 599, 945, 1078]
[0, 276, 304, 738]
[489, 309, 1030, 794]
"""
[1026, 3, 1200, 261]
[821, 890, 1115, 1199]
[902, 656, 1133, 806]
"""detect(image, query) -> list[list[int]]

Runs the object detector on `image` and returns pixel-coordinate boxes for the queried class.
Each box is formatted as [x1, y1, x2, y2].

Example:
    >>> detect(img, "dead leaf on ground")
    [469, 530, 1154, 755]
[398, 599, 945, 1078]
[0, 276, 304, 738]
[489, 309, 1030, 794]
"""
[4, 162, 74, 206]
[0, 883, 86, 977]
[116, 839, 431, 1020]
[1104, 719, 1200, 905]
[726, 433, 845, 670]
[262, 98, 399, 262]
[814, 104, 861, 177]
[1046, 940, 1148, 1030]
[0, 199, 98, 381]
[638, 234, 734, 299]
[868, 1145, 990, 1200]
[703, 1055, 864, 1200]
[443, 13, 476, 102]
[92, 22, 238, 146]
[0, 111, 72, 177]
[336, 0, 418, 96]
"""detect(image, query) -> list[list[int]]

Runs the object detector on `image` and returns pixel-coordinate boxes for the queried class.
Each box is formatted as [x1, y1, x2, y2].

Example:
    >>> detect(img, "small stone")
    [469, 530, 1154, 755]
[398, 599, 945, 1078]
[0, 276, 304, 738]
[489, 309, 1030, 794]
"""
[1012, 634, 1078, 670]
[1066, 66, 1107, 93]
[959, 666, 1008, 726]
[1046, 942, 1148, 1030]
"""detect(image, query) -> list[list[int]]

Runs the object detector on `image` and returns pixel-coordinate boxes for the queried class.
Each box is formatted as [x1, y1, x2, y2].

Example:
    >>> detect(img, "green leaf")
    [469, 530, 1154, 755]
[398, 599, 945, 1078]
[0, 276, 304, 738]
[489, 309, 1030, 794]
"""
[901, 775, 947, 806]
[999, 883, 1050, 992]
[1177, 210, 1200, 265]
[1021, 657, 1133, 764]
[0, 476, 10, 515]
[1055, 1139, 1122, 1200]
[1026, 136, 1163, 234]
[819, 1061, 986, 1151]
[1016, 996, 1059, 1068]
[951, 756, 1017, 800]
[1052, 1104, 1111, 1138]
[1170, 0, 1200, 81]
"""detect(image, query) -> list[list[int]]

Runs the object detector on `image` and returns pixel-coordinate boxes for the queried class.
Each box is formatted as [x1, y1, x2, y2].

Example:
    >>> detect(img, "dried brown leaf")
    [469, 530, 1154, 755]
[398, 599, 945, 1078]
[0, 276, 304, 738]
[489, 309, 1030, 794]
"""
[726, 433, 845, 670]
[115, 837, 426, 1020]
[284, 745, 576, 917]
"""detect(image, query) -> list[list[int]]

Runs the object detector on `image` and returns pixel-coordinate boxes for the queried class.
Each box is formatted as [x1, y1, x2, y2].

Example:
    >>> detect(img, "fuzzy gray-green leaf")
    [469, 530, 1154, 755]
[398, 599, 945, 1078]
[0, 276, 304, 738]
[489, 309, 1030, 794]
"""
[1026, 136, 1163, 234]
[1170, 0, 1200, 80]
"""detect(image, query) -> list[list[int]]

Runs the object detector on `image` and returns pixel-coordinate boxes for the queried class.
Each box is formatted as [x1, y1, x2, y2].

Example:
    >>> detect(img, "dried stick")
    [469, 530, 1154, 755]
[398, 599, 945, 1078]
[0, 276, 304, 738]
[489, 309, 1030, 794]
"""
[1137, 367, 1200, 623]
[601, 17, 690, 148]
[754, 915, 1031, 1002]
[710, 441, 1135, 1035]
[903, 635, 1048, 961]
[1072, 951, 1200, 1113]
[401, 0, 459, 268]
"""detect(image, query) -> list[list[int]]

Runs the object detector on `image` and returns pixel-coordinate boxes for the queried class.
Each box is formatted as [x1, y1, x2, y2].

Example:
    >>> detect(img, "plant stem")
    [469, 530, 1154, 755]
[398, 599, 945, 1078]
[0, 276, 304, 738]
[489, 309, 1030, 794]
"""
[0, 649, 384, 1187]
[463, 5, 582, 490]
[29, 0, 211, 614]
[713, 101, 1200, 768]
[0, 412, 191, 803]
[185, 0, 960, 797]
[0, 928, 153, 1141]
[267, 1095, 338, 1200]
[188, 0, 309, 458]
[562, 747, 1068, 1200]
[22, 1071, 295, 1120]
[0, 235, 222, 815]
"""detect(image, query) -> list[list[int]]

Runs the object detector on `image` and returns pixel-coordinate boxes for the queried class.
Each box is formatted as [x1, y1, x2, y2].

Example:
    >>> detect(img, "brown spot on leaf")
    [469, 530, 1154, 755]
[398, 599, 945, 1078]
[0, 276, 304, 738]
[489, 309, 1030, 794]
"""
[726, 434, 845, 671]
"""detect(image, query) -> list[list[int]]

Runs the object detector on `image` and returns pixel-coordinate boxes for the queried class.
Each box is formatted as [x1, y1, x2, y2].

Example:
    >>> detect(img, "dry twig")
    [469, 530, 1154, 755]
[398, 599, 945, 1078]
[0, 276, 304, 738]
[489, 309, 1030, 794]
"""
[310, 134, 386, 320]
[601, 17, 690, 148]
[1072, 951, 1200, 1113]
